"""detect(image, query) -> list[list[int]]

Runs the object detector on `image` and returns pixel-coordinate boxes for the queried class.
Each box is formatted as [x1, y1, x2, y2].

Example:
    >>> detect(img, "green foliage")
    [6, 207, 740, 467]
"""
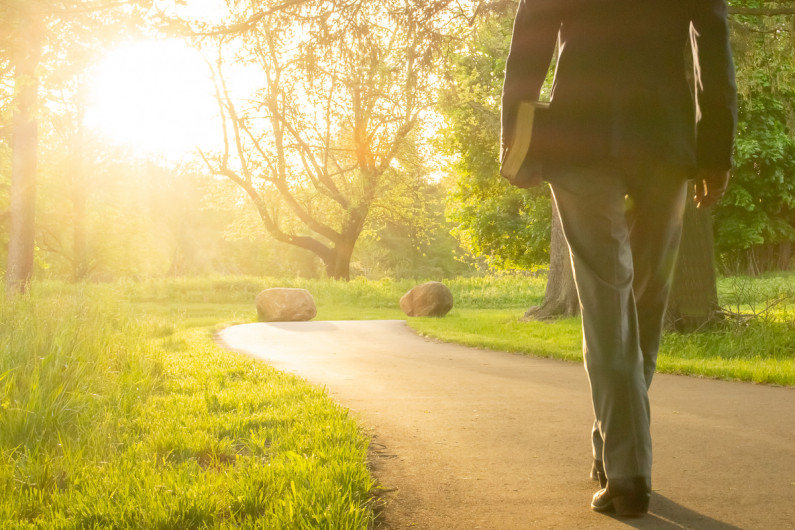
[716, 94, 795, 271]
[0, 140, 9, 274]
[0, 284, 374, 528]
[716, 5, 795, 272]
[440, 10, 553, 271]
[35, 148, 170, 279]
[354, 179, 473, 280]
[438, 3, 795, 274]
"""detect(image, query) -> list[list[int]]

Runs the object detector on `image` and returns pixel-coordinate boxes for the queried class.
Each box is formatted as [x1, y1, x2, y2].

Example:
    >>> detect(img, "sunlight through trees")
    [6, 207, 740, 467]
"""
[0, 0, 792, 288]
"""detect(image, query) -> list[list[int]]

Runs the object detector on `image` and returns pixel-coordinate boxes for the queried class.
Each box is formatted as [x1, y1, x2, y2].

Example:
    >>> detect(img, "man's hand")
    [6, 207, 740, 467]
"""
[509, 162, 544, 189]
[693, 169, 730, 209]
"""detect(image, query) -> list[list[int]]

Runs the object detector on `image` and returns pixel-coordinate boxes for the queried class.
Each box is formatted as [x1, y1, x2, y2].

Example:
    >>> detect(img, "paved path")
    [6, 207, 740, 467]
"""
[217, 320, 794, 529]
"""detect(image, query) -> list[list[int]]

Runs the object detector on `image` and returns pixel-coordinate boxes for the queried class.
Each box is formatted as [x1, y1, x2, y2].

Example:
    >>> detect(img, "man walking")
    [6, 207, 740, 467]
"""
[501, 0, 737, 517]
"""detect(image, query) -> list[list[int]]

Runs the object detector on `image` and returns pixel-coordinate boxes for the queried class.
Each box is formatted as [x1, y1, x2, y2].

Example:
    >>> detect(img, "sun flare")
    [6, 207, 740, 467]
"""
[85, 39, 219, 158]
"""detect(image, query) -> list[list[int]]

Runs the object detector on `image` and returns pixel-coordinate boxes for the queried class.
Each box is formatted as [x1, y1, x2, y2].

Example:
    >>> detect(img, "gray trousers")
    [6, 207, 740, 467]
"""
[548, 161, 688, 481]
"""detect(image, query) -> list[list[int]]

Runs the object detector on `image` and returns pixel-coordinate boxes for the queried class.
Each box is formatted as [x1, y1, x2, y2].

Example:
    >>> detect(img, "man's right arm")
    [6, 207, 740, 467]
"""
[501, 0, 561, 154]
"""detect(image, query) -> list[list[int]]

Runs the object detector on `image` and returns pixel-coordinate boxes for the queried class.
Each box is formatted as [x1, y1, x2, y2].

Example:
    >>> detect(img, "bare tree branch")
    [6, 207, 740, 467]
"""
[195, 0, 315, 37]
[37, 225, 72, 264]
[199, 147, 333, 259]
[190, 0, 455, 278]
[269, 102, 351, 208]
[2, 0, 131, 16]
[211, 41, 344, 244]
[205, 53, 232, 171]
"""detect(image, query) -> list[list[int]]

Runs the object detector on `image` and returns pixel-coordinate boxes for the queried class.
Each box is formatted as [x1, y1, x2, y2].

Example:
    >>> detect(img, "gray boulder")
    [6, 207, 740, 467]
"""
[255, 288, 317, 322]
[400, 281, 454, 317]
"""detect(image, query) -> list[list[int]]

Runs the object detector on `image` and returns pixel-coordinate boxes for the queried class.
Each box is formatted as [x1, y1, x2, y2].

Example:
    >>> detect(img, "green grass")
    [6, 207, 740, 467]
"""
[408, 273, 795, 386]
[2, 272, 791, 526]
[0, 285, 374, 528]
[408, 309, 795, 386]
[410, 310, 583, 362]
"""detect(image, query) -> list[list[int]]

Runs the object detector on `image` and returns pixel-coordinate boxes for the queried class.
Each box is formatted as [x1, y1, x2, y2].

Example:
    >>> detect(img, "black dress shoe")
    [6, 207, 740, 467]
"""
[591, 476, 651, 517]
[590, 460, 607, 488]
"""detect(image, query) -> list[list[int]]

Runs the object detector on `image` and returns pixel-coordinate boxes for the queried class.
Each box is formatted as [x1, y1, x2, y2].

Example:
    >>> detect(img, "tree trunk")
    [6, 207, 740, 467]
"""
[72, 180, 88, 281]
[323, 238, 357, 281]
[72, 108, 88, 282]
[665, 196, 721, 331]
[321, 212, 366, 281]
[523, 199, 580, 320]
[5, 21, 42, 295]
[778, 241, 792, 271]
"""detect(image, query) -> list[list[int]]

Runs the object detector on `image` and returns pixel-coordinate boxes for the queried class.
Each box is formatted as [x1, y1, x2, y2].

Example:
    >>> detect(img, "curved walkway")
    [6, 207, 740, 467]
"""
[217, 320, 794, 529]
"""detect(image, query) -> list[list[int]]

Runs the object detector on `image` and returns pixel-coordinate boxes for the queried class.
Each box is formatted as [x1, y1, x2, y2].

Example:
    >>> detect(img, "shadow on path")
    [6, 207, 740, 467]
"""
[601, 494, 744, 529]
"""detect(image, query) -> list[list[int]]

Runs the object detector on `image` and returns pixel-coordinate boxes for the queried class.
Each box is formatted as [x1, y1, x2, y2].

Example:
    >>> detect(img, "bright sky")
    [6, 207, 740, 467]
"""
[85, 39, 221, 159]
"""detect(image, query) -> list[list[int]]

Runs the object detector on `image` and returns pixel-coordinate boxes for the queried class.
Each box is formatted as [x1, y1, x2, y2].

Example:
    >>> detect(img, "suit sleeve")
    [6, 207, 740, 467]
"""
[691, 0, 738, 170]
[501, 0, 561, 153]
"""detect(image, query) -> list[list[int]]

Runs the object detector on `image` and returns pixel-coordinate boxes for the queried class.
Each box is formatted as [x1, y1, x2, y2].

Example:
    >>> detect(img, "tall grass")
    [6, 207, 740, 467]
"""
[0, 285, 374, 528]
[0, 288, 163, 523]
[657, 274, 795, 384]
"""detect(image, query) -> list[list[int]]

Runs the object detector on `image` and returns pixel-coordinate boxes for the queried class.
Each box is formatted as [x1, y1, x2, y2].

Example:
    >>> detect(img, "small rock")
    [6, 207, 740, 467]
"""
[255, 288, 317, 322]
[400, 281, 454, 317]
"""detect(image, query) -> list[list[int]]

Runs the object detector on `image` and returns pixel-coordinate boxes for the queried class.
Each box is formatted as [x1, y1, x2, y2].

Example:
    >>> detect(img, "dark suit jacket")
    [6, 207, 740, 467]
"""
[502, 0, 737, 171]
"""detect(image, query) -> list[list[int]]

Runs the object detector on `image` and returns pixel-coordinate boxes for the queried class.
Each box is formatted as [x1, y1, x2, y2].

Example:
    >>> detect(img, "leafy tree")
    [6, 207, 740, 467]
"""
[35, 149, 165, 279]
[1, 0, 42, 294]
[441, 11, 552, 271]
[353, 177, 472, 280]
[439, 4, 579, 318]
[0, 0, 149, 293]
[195, 0, 473, 280]
[717, 2, 795, 273]
[721, 95, 795, 272]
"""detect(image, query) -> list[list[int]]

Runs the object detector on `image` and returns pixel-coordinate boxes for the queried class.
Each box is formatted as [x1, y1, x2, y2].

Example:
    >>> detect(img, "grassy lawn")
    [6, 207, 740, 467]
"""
[407, 274, 795, 386]
[1, 285, 373, 528]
